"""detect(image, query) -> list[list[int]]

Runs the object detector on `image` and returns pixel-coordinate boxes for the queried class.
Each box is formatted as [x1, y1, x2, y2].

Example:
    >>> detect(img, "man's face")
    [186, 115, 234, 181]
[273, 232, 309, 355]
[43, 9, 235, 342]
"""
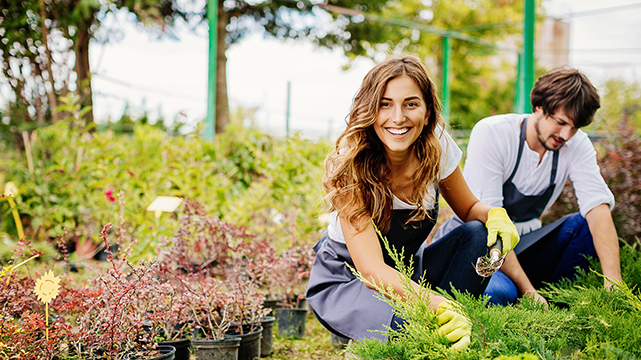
[533, 107, 578, 151]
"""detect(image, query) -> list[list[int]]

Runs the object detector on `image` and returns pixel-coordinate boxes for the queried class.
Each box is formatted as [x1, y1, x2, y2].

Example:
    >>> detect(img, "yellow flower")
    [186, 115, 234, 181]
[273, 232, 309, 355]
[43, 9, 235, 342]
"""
[33, 270, 61, 304]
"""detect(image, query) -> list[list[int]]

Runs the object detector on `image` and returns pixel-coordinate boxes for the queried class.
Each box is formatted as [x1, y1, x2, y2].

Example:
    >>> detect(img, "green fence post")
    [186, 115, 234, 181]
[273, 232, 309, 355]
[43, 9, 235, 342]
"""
[522, 0, 535, 114]
[205, 0, 218, 141]
[442, 36, 451, 124]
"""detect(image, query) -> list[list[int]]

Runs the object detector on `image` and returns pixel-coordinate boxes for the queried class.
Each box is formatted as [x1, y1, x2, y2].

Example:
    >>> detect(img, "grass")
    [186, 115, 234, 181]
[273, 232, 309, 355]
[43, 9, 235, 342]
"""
[269, 312, 345, 360]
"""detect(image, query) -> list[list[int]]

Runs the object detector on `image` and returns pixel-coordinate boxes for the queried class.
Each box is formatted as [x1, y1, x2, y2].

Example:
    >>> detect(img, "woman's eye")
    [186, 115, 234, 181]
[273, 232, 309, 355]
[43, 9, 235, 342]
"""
[380, 101, 391, 107]
[406, 102, 418, 107]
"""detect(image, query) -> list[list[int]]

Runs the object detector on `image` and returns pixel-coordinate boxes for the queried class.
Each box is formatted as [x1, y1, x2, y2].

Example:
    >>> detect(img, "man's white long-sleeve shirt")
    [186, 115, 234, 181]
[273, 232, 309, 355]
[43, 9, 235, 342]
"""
[463, 113, 615, 235]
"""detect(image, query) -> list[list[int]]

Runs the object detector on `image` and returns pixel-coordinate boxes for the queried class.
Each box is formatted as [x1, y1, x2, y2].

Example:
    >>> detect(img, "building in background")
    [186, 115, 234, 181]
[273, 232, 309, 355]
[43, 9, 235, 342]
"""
[536, 17, 570, 70]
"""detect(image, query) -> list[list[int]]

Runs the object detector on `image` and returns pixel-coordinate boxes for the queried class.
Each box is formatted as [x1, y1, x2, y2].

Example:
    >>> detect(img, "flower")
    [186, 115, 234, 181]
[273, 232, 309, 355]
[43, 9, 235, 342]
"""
[34, 270, 61, 304]
[105, 187, 116, 202]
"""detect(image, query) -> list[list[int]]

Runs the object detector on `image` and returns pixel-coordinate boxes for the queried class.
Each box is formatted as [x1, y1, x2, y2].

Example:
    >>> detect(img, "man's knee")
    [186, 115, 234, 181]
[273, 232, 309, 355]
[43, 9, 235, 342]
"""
[564, 213, 590, 233]
[562, 213, 596, 256]
[483, 270, 518, 306]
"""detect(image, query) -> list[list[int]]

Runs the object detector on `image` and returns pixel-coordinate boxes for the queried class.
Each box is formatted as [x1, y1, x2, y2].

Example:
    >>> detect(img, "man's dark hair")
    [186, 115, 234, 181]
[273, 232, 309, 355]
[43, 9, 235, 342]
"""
[530, 67, 600, 128]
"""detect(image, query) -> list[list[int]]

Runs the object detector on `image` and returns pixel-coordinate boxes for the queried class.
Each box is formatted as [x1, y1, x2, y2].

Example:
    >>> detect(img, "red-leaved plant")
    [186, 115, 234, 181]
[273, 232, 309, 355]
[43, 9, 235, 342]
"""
[155, 199, 273, 338]
[65, 223, 165, 359]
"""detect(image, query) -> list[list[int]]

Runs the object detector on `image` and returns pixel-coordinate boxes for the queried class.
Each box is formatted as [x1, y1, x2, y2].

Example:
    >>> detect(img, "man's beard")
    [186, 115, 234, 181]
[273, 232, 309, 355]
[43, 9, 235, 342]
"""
[534, 118, 563, 151]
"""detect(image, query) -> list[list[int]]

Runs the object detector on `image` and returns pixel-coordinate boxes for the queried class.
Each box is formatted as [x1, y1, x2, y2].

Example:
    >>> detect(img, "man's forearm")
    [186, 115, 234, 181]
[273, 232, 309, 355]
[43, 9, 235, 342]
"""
[585, 204, 622, 284]
[499, 252, 537, 295]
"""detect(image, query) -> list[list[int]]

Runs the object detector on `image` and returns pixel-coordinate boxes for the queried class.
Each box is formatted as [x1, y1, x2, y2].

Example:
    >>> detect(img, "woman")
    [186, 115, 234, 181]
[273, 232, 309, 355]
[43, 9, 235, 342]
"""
[305, 55, 520, 350]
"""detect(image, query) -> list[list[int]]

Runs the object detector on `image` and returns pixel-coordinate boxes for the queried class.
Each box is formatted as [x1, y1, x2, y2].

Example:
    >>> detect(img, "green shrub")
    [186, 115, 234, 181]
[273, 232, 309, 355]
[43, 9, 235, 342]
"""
[346, 231, 641, 360]
[0, 103, 329, 256]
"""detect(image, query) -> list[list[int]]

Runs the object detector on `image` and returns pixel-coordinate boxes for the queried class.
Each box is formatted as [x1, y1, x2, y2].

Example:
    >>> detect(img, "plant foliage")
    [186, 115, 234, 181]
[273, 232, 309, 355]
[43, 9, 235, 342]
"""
[346, 228, 641, 360]
[0, 104, 327, 258]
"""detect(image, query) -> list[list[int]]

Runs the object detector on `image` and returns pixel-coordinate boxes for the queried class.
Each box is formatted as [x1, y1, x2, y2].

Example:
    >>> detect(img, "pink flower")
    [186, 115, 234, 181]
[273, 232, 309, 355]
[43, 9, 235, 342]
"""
[105, 187, 116, 202]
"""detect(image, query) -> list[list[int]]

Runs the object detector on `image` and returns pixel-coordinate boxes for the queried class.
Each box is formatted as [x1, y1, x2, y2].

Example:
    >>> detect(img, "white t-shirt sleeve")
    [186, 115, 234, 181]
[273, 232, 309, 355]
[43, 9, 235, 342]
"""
[568, 133, 615, 216]
[437, 126, 463, 180]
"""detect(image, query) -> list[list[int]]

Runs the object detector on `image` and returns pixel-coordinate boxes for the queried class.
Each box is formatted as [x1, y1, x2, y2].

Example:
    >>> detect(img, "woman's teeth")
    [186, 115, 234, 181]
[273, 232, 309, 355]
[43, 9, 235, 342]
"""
[387, 128, 409, 135]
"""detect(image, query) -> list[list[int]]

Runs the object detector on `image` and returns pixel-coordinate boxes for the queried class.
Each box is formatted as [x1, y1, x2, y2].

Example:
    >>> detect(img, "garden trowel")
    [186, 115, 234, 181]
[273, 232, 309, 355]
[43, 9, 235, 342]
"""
[474, 238, 505, 278]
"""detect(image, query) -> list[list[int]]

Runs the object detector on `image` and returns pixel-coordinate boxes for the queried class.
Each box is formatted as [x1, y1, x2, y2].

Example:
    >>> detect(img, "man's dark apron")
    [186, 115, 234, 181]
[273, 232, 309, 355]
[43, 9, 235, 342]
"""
[506, 117, 570, 254]
[306, 204, 438, 341]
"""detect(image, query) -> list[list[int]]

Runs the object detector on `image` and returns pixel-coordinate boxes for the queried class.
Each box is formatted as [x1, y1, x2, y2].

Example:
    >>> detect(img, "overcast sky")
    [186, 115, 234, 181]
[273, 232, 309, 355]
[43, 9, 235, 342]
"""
[14, 0, 641, 139]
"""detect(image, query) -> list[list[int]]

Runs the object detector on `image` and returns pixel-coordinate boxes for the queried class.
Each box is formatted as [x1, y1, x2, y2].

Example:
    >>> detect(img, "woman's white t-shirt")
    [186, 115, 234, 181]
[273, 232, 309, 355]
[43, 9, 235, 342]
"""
[327, 127, 463, 244]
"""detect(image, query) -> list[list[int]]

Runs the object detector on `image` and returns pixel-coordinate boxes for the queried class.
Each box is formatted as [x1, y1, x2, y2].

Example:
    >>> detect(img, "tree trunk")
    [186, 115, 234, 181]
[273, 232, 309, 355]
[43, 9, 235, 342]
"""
[215, 0, 229, 134]
[31, 62, 46, 125]
[74, 16, 94, 125]
[39, 0, 58, 123]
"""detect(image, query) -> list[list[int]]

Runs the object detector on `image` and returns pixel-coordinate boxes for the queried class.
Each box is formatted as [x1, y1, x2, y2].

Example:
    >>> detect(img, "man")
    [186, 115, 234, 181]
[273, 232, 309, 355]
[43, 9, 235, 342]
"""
[435, 67, 622, 305]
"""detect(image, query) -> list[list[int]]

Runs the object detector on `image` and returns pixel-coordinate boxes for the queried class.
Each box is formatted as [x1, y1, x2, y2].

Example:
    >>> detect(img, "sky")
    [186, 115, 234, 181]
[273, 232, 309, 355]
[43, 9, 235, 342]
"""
[16, 0, 641, 139]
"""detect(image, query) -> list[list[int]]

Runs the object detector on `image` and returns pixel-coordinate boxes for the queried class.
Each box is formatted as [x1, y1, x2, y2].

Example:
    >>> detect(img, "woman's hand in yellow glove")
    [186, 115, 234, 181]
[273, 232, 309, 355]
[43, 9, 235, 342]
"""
[436, 300, 471, 351]
[486, 207, 520, 255]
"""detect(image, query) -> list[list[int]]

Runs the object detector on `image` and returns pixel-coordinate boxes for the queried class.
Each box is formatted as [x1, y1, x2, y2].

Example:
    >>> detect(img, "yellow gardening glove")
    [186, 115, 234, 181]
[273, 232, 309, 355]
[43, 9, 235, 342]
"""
[436, 300, 471, 351]
[486, 207, 520, 255]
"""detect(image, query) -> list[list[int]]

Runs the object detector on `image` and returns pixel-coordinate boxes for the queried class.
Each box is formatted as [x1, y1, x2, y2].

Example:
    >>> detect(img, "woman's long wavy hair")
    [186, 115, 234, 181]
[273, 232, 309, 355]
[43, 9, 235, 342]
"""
[323, 55, 446, 234]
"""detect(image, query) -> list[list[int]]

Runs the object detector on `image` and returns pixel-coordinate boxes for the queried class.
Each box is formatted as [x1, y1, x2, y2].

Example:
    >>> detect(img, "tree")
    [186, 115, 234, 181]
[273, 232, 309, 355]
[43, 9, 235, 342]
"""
[209, 0, 395, 133]
[0, 0, 188, 134]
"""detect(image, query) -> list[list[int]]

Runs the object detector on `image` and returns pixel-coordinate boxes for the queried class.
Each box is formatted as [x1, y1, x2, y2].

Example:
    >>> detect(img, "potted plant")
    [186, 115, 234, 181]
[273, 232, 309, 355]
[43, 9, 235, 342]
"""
[223, 275, 271, 360]
[156, 199, 234, 279]
[62, 223, 175, 360]
[143, 281, 194, 360]
[268, 239, 316, 339]
[185, 276, 242, 360]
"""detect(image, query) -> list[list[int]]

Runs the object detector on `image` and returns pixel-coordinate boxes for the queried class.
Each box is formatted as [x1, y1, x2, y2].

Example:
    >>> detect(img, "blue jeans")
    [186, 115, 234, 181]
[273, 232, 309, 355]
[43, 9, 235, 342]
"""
[393, 221, 489, 331]
[419, 220, 490, 296]
[484, 213, 596, 306]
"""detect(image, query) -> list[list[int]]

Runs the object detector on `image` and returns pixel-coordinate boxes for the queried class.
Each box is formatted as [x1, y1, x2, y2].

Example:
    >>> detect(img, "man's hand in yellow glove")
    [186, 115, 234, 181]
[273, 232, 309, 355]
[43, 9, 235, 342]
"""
[486, 207, 520, 255]
[436, 300, 471, 351]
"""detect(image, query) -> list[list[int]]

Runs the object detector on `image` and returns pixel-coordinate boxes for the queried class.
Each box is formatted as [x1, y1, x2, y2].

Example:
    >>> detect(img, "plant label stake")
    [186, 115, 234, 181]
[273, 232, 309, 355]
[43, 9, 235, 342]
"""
[4, 182, 24, 240]
[34, 270, 61, 341]
[146, 196, 183, 218]
[3, 254, 39, 286]
[475, 238, 506, 278]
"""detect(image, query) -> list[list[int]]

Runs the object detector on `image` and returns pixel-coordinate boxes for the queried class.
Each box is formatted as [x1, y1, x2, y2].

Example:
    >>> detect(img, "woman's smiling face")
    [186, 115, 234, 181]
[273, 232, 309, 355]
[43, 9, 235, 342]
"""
[374, 75, 429, 157]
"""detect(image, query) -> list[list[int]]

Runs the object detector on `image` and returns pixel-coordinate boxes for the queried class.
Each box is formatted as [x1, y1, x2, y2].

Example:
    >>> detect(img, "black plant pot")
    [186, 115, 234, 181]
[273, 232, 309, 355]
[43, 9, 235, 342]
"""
[125, 345, 176, 360]
[192, 337, 241, 360]
[158, 338, 191, 360]
[94, 243, 119, 261]
[275, 308, 307, 338]
[259, 316, 276, 357]
[226, 326, 262, 360]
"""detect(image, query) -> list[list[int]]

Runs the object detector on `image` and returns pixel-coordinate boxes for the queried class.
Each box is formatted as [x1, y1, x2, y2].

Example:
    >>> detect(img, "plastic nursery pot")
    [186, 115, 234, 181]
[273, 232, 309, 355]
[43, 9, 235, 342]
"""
[296, 297, 311, 314]
[157, 338, 191, 360]
[259, 316, 276, 357]
[330, 331, 350, 350]
[226, 326, 262, 360]
[124, 345, 176, 360]
[94, 243, 119, 261]
[275, 308, 307, 338]
[262, 299, 279, 317]
[192, 337, 241, 360]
